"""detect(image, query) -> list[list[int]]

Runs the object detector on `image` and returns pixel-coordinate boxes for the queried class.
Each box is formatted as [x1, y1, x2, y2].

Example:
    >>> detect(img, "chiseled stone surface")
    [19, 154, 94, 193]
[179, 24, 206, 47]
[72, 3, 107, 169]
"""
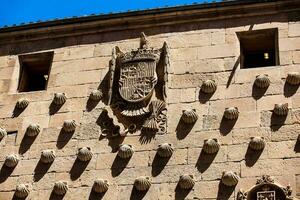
[0, 3, 299, 200]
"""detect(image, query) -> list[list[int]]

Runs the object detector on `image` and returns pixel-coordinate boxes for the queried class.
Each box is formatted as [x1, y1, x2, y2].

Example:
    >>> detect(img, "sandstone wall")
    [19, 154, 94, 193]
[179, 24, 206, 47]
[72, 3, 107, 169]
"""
[0, 12, 299, 200]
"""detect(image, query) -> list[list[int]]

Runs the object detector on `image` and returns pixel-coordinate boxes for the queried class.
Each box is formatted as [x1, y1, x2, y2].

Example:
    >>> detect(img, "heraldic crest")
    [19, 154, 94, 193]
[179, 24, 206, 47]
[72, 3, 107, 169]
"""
[107, 32, 169, 135]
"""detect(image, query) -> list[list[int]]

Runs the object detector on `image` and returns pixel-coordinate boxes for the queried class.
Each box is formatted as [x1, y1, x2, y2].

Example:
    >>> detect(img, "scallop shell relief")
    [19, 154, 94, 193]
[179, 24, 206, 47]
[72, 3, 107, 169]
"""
[203, 138, 220, 154]
[118, 144, 134, 159]
[41, 150, 56, 163]
[77, 147, 93, 162]
[178, 174, 195, 189]
[254, 74, 270, 88]
[222, 171, 239, 186]
[286, 72, 300, 85]
[181, 109, 198, 124]
[53, 93, 67, 105]
[157, 143, 173, 157]
[0, 128, 7, 140]
[5, 154, 19, 168]
[16, 98, 29, 109]
[26, 123, 40, 137]
[249, 137, 265, 151]
[15, 184, 30, 198]
[273, 103, 289, 116]
[53, 181, 68, 195]
[201, 80, 217, 93]
[93, 179, 109, 193]
[90, 89, 103, 101]
[134, 176, 151, 191]
[63, 120, 76, 132]
[224, 107, 239, 120]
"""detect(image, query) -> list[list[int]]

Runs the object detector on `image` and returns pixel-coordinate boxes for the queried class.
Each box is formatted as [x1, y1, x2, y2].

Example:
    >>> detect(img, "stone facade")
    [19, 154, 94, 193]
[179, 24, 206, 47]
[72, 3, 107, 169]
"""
[0, 0, 299, 199]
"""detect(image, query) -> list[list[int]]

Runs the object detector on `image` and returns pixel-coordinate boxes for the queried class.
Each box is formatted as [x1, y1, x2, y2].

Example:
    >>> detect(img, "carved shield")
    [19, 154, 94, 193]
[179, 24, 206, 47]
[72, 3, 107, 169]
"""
[118, 60, 158, 102]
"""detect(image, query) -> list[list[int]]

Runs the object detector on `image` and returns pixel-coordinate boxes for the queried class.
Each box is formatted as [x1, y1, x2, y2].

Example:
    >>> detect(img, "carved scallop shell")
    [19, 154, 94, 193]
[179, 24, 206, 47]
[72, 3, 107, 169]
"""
[178, 174, 195, 189]
[40, 150, 56, 163]
[203, 138, 220, 154]
[118, 144, 134, 159]
[16, 98, 29, 109]
[90, 89, 103, 101]
[53, 181, 68, 195]
[77, 147, 93, 162]
[134, 176, 151, 191]
[254, 74, 270, 88]
[93, 179, 109, 193]
[26, 123, 40, 137]
[0, 127, 7, 140]
[157, 143, 173, 158]
[273, 103, 289, 116]
[15, 184, 30, 198]
[62, 120, 76, 132]
[286, 72, 300, 85]
[181, 109, 198, 124]
[224, 107, 239, 120]
[201, 80, 217, 93]
[5, 154, 19, 168]
[53, 93, 67, 105]
[221, 171, 239, 186]
[249, 137, 265, 151]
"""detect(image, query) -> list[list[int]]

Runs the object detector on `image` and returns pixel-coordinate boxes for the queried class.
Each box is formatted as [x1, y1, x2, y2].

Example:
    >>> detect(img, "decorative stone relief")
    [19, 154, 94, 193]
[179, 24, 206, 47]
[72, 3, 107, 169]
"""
[118, 144, 134, 159]
[201, 80, 217, 93]
[181, 109, 198, 124]
[26, 123, 40, 137]
[15, 184, 30, 198]
[273, 103, 289, 116]
[203, 138, 220, 154]
[93, 179, 109, 193]
[107, 32, 169, 135]
[237, 175, 295, 200]
[77, 147, 93, 162]
[40, 150, 56, 163]
[62, 120, 77, 132]
[286, 72, 300, 85]
[254, 74, 270, 88]
[89, 89, 103, 101]
[134, 176, 151, 191]
[224, 107, 239, 120]
[178, 174, 195, 190]
[0, 127, 7, 140]
[5, 154, 19, 168]
[157, 143, 173, 157]
[16, 98, 29, 109]
[221, 171, 239, 186]
[53, 93, 67, 105]
[249, 137, 265, 151]
[53, 181, 68, 195]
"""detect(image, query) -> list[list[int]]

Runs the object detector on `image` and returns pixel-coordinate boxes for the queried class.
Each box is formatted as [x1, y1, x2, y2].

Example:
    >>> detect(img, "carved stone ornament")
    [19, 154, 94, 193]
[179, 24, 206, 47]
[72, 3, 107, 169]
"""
[93, 179, 109, 193]
[203, 138, 220, 154]
[201, 80, 217, 93]
[178, 174, 195, 190]
[118, 144, 134, 159]
[286, 72, 300, 85]
[134, 176, 151, 191]
[40, 150, 56, 163]
[224, 107, 239, 120]
[77, 147, 93, 162]
[273, 103, 289, 116]
[221, 171, 239, 186]
[254, 74, 270, 88]
[107, 32, 169, 135]
[15, 184, 30, 198]
[249, 137, 265, 151]
[157, 143, 173, 157]
[53, 93, 67, 105]
[5, 154, 19, 168]
[89, 89, 103, 101]
[0, 127, 7, 140]
[53, 181, 68, 195]
[62, 120, 76, 132]
[237, 175, 295, 200]
[181, 109, 198, 124]
[26, 123, 40, 137]
[16, 98, 29, 109]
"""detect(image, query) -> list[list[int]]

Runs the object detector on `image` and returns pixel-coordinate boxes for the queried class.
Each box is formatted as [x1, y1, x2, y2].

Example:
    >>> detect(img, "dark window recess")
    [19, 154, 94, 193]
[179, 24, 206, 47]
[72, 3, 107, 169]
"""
[18, 51, 53, 92]
[237, 28, 279, 68]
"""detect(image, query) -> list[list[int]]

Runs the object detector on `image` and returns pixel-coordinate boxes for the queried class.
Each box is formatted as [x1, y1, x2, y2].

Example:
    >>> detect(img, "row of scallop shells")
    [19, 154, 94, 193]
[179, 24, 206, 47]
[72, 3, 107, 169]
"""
[15, 89, 103, 109]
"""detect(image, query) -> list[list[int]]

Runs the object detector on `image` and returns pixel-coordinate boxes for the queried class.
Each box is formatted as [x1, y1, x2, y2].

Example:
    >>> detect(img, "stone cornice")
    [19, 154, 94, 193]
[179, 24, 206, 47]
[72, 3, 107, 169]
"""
[0, 0, 299, 45]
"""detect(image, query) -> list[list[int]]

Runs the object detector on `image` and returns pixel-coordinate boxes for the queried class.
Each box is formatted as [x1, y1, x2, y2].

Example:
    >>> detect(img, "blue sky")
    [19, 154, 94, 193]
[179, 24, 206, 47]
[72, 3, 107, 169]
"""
[0, 0, 220, 27]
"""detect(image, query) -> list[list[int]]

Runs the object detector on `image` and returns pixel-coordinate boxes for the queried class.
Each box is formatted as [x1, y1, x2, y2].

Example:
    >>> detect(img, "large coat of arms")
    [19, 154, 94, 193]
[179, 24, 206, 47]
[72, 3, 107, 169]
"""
[107, 32, 169, 135]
